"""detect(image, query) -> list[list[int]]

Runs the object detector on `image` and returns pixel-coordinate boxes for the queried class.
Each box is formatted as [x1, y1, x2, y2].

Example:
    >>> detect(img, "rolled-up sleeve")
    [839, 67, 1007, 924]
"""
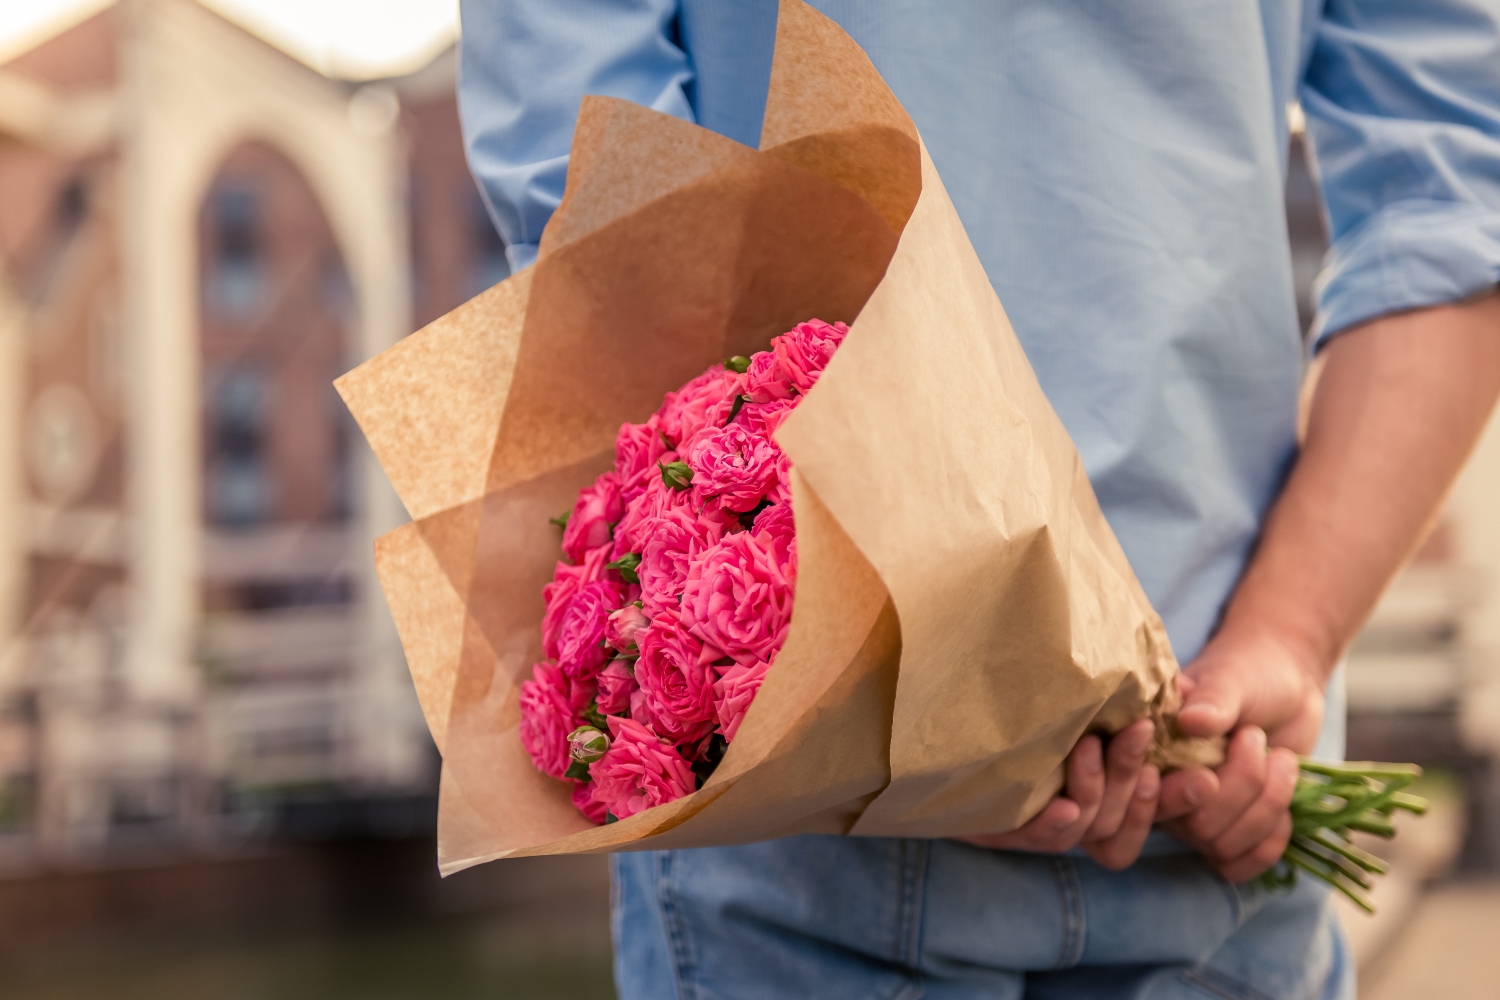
[1301, 0, 1500, 347]
[458, 0, 694, 272]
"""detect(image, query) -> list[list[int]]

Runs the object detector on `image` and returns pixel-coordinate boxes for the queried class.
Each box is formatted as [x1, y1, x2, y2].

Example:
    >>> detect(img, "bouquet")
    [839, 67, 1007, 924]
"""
[521, 322, 843, 824]
[337, 0, 1422, 910]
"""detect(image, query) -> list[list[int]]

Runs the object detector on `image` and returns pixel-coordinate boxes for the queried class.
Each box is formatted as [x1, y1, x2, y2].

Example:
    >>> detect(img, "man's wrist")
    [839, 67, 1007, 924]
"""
[1205, 605, 1334, 688]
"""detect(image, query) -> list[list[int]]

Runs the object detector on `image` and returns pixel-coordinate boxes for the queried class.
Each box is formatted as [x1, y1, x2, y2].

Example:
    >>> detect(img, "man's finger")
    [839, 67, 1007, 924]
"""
[1085, 764, 1159, 871]
[958, 796, 1080, 851]
[994, 735, 1106, 853]
[1086, 721, 1154, 841]
[1208, 748, 1299, 861]
[1175, 665, 1246, 739]
[1050, 734, 1106, 849]
[1156, 766, 1219, 822]
[1215, 811, 1294, 884]
[1175, 726, 1268, 843]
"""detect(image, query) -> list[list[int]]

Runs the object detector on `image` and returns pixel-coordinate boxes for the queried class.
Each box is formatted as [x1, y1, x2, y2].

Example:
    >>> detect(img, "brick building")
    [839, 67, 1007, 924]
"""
[0, 0, 499, 857]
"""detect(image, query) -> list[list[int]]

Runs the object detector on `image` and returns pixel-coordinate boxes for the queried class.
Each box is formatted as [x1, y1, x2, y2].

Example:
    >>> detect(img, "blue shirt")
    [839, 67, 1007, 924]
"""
[457, 0, 1500, 666]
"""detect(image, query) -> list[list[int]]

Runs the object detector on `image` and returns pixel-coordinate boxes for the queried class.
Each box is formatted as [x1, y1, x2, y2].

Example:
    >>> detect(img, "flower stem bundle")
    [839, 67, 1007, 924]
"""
[1263, 760, 1428, 913]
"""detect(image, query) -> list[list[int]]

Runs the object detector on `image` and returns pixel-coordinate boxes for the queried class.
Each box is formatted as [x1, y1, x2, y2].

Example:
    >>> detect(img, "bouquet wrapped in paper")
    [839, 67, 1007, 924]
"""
[337, 0, 1418, 901]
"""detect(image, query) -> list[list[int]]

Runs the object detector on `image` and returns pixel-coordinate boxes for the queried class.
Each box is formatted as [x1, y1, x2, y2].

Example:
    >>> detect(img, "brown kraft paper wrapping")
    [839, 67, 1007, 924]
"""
[336, 0, 1180, 874]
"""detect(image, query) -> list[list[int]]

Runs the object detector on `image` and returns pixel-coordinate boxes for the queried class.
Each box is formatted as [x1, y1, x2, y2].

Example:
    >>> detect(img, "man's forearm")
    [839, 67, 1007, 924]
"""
[1220, 291, 1500, 682]
[1156, 292, 1500, 878]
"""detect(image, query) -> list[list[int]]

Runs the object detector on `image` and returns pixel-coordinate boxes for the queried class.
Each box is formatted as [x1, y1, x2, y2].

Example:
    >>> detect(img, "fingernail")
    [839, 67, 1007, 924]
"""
[1126, 724, 1154, 756]
[1136, 767, 1160, 799]
[1243, 727, 1266, 753]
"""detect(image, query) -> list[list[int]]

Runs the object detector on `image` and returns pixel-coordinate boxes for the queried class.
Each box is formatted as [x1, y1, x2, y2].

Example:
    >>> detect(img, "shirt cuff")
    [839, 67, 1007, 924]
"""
[506, 242, 540, 273]
[1312, 200, 1500, 351]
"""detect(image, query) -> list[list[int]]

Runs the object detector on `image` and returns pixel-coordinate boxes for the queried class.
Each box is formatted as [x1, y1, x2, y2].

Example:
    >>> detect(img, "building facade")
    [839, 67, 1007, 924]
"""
[0, 0, 499, 859]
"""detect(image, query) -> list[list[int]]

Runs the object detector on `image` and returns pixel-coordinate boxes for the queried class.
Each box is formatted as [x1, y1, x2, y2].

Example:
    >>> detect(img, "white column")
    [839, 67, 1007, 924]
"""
[340, 121, 427, 790]
[118, 0, 201, 706]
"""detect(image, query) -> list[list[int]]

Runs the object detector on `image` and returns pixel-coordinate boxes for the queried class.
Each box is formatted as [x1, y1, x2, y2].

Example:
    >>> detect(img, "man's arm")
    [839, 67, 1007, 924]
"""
[1157, 0, 1500, 881]
[1159, 292, 1500, 881]
[458, 0, 694, 272]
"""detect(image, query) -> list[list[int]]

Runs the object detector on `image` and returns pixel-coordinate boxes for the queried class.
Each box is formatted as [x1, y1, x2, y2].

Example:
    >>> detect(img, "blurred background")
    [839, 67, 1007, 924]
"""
[0, 1, 1497, 997]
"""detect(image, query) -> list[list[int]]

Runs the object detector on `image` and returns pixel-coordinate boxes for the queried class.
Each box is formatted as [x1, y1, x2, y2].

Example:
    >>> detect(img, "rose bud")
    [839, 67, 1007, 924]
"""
[568, 725, 610, 765]
[658, 460, 694, 492]
[605, 604, 650, 653]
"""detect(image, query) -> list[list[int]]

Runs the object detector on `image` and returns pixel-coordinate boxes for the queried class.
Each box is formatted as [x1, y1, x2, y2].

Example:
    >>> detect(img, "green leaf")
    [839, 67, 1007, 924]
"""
[548, 510, 571, 529]
[564, 760, 591, 781]
[659, 460, 694, 492]
[725, 393, 749, 424]
[583, 700, 608, 731]
[604, 813, 619, 825]
[606, 552, 642, 585]
[724, 356, 751, 374]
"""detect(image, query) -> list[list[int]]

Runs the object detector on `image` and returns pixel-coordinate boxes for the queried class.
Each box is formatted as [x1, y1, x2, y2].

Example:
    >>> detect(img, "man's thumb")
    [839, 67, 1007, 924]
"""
[1174, 671, 1243, 737]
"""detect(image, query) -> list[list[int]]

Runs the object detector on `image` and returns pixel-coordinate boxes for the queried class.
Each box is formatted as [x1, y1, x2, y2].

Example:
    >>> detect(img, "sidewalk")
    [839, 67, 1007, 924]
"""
[1359, 881, 1500, 1000]
[1327, 776, 1500, 998]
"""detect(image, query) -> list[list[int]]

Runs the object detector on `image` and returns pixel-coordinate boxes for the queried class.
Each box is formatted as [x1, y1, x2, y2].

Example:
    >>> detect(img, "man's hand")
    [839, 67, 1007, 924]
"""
[1156, 627, 1319, 881]
[960, 719, 1165, 870]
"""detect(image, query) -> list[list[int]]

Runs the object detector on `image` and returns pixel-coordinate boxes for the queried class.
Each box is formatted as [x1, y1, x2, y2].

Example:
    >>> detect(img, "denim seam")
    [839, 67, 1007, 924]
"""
[898, 839, 929, 968]
[1048, 856, 1085, 969]
[1180, 967, 1277, 1000]
[656, 851, 697, 1000]
[1217, 872, 1254, 928]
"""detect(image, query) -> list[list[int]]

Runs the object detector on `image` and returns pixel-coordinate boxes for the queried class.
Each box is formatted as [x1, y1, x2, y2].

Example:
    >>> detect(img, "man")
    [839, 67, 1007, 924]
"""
[458, 2, 1500, 996]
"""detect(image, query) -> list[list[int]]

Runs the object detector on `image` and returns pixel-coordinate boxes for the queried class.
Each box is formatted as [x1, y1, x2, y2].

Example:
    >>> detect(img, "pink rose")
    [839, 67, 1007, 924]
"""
[683, 423, 782, 513]
[571, 781, 609, 825]
[681, 530, 794, 665]
[733, 397, 798, 439]
[541, 547, 610, 659]
[612, 474, 692, 557]
[552, 579, 625, 683]
[637, 507, 732, 616]
[657, 366, 742, 447]
[764, 451, 794, 506]
[750, 500, 796, 571]
[596, 659, 638, 715]
[743, 350, 796, 404]
[633, 617, 719, 744]
[518, 660, 590, 780]
[588, 716, 697, 819]
[605, 604, 650, 653]
[714, 657, 771, 742]
[771, 319, 847, 393]
[615, 419, 670, 503]
[562, 471, 624, 564]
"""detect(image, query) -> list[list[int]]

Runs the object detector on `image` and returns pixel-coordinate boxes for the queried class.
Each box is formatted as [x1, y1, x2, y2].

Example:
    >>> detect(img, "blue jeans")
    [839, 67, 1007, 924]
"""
[611, 836, 1353, 999]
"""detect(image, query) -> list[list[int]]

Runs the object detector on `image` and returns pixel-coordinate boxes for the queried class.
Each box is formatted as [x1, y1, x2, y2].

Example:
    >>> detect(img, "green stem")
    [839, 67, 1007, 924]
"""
[1265, 758, 1429, 914]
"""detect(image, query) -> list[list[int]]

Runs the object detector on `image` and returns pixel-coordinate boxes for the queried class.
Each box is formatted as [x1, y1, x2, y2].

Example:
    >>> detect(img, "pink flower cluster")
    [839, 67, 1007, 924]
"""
[517, 319, 847, 823]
